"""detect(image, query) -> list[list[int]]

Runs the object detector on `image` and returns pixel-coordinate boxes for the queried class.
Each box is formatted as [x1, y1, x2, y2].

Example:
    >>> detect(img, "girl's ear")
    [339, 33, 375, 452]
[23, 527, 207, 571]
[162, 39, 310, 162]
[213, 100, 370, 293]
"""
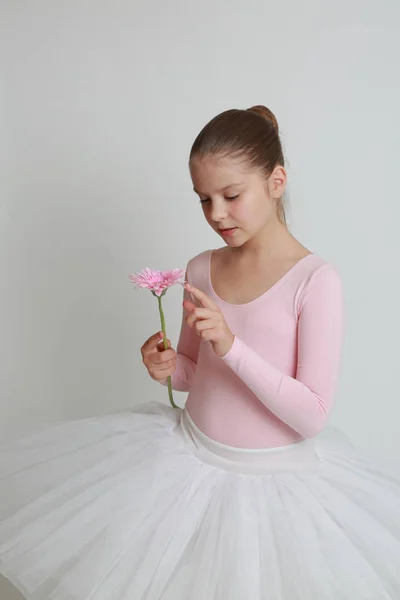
[268, 166, 286, 199]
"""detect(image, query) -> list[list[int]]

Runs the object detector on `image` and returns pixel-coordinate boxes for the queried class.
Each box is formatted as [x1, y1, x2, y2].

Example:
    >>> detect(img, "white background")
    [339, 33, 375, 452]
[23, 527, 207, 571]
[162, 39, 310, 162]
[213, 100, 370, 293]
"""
[1, 1, 399, 597]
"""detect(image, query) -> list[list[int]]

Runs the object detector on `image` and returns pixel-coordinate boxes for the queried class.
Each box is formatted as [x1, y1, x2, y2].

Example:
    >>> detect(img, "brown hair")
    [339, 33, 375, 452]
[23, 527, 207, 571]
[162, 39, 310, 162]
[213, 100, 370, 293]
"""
[189, 105, 286, 224]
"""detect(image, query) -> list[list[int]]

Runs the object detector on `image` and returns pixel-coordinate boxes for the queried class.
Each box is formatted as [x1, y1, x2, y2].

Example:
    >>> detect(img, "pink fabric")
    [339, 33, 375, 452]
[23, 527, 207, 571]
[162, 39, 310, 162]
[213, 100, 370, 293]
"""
[166, 249, 343, 449]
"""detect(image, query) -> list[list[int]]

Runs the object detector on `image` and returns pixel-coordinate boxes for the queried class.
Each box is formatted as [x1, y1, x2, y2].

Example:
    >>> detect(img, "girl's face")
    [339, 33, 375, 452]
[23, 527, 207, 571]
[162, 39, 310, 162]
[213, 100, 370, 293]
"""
[190, 155, 286, 248]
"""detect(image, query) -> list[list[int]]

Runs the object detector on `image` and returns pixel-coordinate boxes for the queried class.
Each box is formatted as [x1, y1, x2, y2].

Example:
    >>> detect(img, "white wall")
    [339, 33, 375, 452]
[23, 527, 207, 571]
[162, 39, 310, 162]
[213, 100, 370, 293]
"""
[1, 0, 399, 463]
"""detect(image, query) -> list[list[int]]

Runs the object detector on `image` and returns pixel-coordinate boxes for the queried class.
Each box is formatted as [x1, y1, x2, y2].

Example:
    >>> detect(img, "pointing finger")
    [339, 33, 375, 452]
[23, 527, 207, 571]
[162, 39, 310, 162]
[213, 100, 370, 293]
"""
[185, 283, 216, 310]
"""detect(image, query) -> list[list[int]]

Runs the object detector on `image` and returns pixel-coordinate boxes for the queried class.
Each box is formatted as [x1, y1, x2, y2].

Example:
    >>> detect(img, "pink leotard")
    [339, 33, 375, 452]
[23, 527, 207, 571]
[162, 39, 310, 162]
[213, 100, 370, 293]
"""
[166, 249, 343, 449]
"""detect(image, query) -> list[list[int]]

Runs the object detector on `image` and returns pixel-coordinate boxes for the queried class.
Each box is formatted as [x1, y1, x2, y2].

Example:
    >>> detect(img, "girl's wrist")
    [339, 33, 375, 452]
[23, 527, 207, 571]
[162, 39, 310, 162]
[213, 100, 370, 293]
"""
[213, 333, 235, 358]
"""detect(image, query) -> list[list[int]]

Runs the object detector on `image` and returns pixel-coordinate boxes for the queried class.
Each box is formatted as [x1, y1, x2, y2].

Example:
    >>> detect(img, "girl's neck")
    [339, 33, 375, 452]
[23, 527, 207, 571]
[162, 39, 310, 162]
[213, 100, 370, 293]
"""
[232, 221, 301, 263]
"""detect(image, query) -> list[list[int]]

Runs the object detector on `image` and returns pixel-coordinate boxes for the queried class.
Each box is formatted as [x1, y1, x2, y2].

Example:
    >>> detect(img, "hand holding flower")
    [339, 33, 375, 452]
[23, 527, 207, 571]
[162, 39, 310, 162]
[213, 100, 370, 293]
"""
[141, 332, 177, 382]
[184, 283, 235, 358]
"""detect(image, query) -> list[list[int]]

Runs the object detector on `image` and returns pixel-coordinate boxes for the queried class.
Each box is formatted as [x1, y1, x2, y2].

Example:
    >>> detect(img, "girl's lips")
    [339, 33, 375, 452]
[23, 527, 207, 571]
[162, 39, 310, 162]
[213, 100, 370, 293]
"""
[219, 227, 238, 237]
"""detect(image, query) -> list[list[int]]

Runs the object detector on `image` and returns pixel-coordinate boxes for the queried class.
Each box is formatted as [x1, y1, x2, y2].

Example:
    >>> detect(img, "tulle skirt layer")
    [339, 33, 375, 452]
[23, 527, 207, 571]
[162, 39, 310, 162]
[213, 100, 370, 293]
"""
[1, 401, 400, 600]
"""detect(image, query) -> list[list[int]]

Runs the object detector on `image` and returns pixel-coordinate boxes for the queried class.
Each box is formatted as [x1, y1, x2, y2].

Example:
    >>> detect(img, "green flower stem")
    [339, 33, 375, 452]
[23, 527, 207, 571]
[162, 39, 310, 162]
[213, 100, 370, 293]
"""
[157, 295, 178, 409]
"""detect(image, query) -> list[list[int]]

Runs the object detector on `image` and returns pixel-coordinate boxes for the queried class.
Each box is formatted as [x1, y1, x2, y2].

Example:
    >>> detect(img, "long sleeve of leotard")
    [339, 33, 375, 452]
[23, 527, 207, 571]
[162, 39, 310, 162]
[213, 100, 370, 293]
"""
[220, 265, 343, 438]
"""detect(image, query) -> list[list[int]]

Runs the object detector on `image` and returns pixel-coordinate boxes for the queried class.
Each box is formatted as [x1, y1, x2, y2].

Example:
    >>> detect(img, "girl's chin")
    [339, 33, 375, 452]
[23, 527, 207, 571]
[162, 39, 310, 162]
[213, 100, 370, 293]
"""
[224, 236, 247, 248]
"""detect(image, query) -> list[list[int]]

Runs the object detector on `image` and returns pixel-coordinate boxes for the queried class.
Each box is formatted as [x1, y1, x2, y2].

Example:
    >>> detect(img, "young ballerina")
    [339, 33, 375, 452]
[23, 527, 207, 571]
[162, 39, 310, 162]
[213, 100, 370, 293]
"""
[1, 105, 400, 600]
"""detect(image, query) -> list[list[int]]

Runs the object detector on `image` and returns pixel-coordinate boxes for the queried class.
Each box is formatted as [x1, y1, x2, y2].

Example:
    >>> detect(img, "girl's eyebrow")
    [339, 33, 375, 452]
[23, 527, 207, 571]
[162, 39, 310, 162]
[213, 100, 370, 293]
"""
[193, 182, 244, 195]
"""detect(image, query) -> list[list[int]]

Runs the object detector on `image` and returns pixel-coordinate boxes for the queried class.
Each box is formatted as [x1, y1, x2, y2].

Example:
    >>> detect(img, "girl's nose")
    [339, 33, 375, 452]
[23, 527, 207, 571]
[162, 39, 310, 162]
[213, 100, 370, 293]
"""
[210, 200, 228, 222]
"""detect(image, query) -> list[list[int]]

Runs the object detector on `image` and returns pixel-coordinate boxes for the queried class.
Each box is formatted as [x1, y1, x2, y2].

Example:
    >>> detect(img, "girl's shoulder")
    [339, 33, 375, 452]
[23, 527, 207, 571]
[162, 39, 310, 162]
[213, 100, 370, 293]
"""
[294, 254, 343, 312]
[297, 254, 342, 286]
[185, 249, 213, 288]
[186, 249, 212, 268]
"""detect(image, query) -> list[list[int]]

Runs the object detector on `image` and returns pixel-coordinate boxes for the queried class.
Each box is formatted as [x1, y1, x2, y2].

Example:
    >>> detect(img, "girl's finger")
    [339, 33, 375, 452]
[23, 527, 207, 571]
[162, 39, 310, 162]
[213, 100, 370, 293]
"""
[195, 319, 216, 333]
[184, 283, 217, 310]
[155, 358, 176, 372]
[151, 365, 176, 381]
[183, 299, 197, 312]
[157, 339, 171, 351]
[151, 348, 175, 364]
[186, 307, 212, 327]
[142, 331, 164, 356]
[198, 328, 215, 341]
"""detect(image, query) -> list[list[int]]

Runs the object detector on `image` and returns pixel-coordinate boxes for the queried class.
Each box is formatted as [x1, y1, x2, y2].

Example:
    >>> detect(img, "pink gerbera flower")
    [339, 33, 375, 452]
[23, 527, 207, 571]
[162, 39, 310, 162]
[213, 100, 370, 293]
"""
[129, 268, 185, 297]
[129, 267, 185, 409]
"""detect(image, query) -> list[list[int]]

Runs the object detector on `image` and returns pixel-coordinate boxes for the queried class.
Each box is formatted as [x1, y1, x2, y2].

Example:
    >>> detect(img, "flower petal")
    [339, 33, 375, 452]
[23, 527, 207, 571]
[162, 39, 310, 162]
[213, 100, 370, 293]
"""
[129, 268, 185, 294]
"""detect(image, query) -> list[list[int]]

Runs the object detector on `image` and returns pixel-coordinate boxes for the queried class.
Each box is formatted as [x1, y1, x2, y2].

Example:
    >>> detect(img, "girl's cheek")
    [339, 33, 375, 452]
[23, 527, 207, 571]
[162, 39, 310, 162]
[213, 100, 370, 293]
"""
[232, 204, 248, 222]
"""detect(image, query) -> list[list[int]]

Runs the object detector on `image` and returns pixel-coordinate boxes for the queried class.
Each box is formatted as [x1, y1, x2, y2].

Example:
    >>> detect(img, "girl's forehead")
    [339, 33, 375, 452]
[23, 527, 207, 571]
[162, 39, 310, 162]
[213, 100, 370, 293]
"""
[190, 155, 253, 184]
[190, 160, 249, 195]
[190, 156, 265, 195]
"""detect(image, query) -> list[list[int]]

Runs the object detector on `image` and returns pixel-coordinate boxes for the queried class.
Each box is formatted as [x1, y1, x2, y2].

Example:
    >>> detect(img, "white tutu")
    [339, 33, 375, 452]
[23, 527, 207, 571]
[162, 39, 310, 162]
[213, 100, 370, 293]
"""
[1, 401, 400, 600]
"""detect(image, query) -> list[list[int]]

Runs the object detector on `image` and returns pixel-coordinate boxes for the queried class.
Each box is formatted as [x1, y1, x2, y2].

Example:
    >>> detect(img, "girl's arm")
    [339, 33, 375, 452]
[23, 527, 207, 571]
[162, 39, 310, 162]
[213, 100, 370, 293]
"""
[161, 266, 201, 392]
[221, 265, 343, 438]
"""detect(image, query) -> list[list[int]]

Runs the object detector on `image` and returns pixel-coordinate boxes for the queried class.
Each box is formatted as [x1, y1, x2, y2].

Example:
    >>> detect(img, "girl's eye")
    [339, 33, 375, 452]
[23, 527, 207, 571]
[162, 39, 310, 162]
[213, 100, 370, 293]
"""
[199, 194, 239, 204]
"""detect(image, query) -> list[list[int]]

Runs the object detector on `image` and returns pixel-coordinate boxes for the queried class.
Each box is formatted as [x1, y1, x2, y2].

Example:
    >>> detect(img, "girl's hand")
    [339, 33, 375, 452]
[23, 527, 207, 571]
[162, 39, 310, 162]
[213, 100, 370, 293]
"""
[141, 331, 177, 381]
[184, 283, 234, 357]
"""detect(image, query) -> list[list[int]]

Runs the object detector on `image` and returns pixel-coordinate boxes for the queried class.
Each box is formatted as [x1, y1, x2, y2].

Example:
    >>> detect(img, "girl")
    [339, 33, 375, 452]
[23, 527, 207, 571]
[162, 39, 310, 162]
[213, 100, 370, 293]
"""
[1, 105, 400, 600]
